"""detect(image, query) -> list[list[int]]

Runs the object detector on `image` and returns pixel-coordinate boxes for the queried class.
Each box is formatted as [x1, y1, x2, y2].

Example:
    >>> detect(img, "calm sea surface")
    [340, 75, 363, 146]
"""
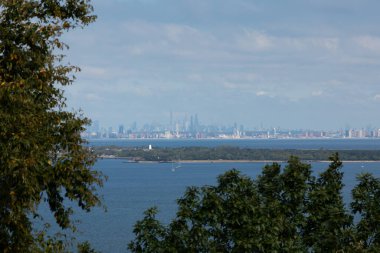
[38, 139, 380, 252]
[88, 138, 380, 150]
[63, 159, 379, 253]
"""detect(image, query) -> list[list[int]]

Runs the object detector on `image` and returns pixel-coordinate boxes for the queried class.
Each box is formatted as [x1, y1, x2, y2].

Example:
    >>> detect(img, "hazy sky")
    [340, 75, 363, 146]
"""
[63, 0, 380, 130]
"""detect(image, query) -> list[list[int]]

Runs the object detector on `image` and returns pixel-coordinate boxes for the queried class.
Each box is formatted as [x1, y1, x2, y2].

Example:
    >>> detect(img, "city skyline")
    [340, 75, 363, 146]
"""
[85, 114, 380, 140]
[86, 109, 380, 133]
[63, 0, 380, 129]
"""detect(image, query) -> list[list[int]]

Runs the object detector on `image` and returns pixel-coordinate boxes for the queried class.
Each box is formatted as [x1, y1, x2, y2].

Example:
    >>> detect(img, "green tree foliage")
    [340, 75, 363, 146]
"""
[0, 1, 104, 252]
[129, 154, 380, 252]
[351, 173, 380, 250]
[304, 153, 353, 252]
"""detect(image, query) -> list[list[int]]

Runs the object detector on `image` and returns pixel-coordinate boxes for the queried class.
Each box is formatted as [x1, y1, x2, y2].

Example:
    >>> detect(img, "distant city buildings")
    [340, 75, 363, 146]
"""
[82, 125, 380, 140]
[82, 115, 380, 140]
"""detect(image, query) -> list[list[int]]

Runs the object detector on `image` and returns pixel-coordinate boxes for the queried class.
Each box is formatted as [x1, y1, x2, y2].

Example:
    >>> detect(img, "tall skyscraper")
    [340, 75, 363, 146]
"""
[194, 114, 199, 132]
[131, 122, 137, 132]
[190, 115, 194, 133]
[118, 125, 124, 135]
[170, 110, 173, 131]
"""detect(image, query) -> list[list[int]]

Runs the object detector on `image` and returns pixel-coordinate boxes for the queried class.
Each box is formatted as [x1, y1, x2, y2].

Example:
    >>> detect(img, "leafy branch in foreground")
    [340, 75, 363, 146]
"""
[129, 153, 380, 252]
[0, 1, 104, 252]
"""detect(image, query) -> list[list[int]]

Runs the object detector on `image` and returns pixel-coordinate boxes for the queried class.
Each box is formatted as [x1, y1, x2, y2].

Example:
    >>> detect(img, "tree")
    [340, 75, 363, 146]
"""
[351, 173, 380, 250]
[129, 154, 380, 252]
[0, 1, 104, 252]
[304, 153, 353, 252]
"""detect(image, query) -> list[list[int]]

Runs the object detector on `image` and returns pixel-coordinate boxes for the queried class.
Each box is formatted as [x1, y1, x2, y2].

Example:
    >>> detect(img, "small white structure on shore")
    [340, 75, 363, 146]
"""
[148, 144, 152, 150]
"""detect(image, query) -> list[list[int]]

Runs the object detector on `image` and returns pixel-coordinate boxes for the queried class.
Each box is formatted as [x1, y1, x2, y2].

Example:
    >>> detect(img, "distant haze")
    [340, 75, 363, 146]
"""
[63, 0, 380, 130]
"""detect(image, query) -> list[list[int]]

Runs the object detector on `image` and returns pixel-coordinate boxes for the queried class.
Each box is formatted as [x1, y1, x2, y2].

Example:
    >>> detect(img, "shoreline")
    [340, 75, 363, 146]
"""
[88, 137, 380, 141]
[98, 157, 380, 163]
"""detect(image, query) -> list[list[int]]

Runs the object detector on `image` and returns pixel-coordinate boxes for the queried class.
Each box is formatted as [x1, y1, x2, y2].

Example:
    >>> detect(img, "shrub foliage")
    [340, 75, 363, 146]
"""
[130, 154, 380, 252]
[0, 1, 104, 252]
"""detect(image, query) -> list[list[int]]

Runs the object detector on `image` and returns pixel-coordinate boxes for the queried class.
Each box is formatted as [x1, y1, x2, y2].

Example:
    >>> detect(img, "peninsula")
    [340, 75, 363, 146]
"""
[92, 146, 380, 162]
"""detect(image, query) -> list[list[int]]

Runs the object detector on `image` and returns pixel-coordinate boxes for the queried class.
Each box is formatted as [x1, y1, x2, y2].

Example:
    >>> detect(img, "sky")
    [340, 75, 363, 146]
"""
[63, 0, 380, 130]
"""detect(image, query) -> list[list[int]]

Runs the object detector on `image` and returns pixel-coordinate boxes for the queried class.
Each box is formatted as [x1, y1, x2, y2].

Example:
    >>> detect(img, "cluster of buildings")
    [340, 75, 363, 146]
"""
[82, 117, 380, 140]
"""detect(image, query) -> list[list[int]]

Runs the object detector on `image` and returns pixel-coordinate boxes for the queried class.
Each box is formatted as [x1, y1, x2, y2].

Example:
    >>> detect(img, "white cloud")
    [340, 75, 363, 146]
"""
[311, 90, 323, 96]
[282, 37, 339, 52]
[128, 45, 145, 55]
[121, 21, 216, 55]
[237, 30, 273, 51]
[374, 94, 380, 100]
[225, 72, 257, 82]
[310, 38, 339, 51]
[81, 66, 107, 77]
[187, 73, 203, 82]
[223, 82, 238, 89]
[236, 29, 339, 54]
[354, 36, 380, 53]
[164, 24, 201, 43]
[256, 91, 269, 96]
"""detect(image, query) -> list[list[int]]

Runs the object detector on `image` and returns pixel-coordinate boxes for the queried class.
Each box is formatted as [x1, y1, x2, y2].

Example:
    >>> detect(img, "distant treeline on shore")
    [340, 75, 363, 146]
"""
[92, 146, 380, 161]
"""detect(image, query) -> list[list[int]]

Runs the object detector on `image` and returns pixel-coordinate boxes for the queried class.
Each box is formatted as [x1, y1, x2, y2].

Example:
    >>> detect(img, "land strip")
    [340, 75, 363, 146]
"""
[92, 146, 380, 162]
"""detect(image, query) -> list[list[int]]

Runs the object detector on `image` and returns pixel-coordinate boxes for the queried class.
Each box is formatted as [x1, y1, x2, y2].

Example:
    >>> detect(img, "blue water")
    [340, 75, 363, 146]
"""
[88, 138, 380, 150]
[35, 139, 380, 252]
[57, 159, 380, 253]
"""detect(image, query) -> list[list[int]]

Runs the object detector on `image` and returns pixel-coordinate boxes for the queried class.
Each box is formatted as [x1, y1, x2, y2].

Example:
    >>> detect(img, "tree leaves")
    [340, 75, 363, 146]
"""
[129, 155, 380, 252]
[0, 1, 104, 252]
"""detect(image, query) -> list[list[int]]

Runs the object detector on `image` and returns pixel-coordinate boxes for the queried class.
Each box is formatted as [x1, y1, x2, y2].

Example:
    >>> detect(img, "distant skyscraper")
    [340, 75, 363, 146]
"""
[183, 114, 189, 131]
[131, 122, 137, 132]
[194, 114, 199, 132]
[175, 122, 180, 137]
[170, 110, 173, 131]
[118, 125, 124, 135]
[190, 115, 194, 133]
[108, 127, 114, 138]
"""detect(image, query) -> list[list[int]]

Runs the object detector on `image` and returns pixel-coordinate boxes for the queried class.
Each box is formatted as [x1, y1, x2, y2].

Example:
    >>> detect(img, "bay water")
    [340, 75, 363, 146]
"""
[89, 138, 380, 150]
[38, 139, 380, 252]
[73, 159, 379, 252]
